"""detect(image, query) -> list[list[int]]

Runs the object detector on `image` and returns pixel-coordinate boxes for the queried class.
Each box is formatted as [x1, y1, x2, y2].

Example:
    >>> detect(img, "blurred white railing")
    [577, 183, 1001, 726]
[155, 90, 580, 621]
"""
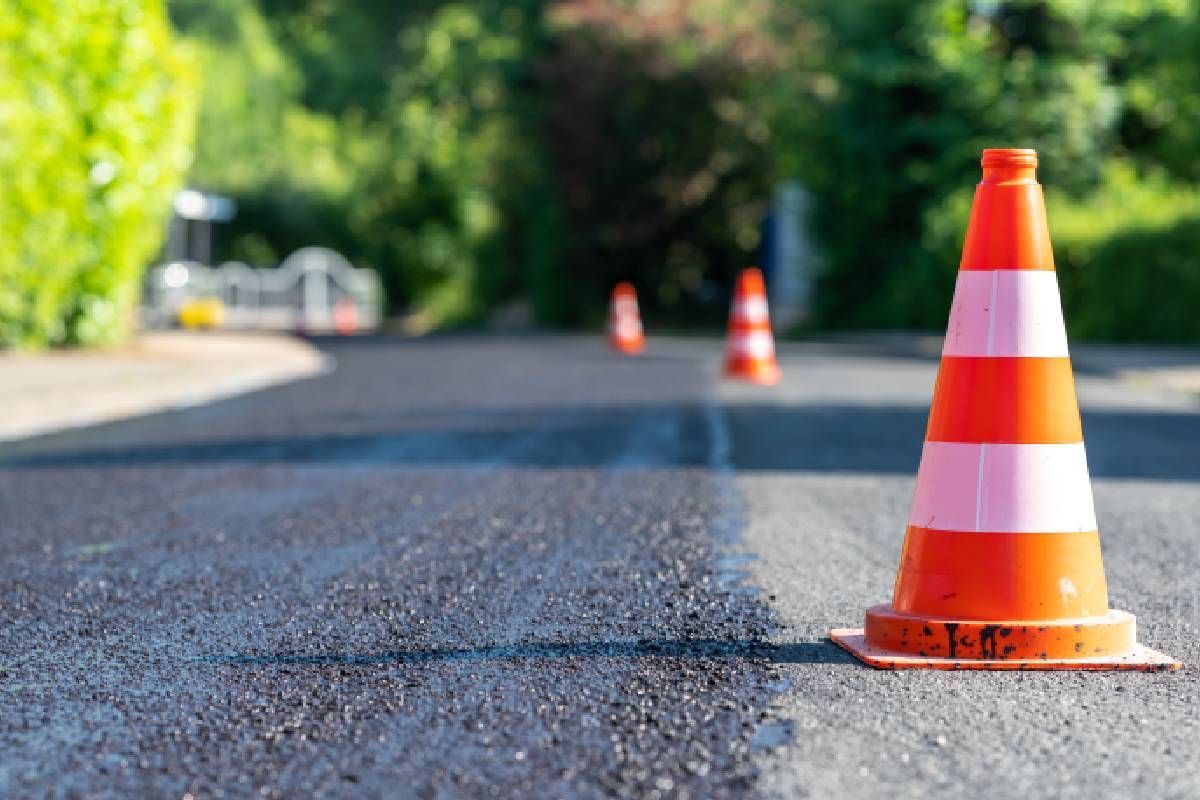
[142, 247, 383, 334]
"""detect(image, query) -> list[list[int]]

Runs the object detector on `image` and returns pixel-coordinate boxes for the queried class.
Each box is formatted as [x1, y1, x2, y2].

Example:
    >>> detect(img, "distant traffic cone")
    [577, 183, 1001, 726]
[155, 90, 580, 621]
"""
[333, 298, 359, 335]
[724, 268, 780, 385]
[607, 282, 645, 355]
[831, 149, 1179, 670]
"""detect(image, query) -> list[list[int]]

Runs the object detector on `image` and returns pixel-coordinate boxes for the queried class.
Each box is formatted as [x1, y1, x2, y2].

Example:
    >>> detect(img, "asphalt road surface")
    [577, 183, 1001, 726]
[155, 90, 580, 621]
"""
[1, 334, 1196, 799]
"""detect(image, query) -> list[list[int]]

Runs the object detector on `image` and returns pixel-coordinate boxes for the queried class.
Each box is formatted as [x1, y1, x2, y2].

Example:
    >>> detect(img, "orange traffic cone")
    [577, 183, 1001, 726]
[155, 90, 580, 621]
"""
[333, 298, 359, 335]
[724, 268, 780, 385]
[607, 282, 645, 355]
[832, 149, 1179, 671]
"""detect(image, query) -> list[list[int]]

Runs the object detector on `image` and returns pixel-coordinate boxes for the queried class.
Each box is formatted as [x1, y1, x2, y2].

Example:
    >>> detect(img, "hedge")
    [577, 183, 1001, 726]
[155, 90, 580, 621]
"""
[0, 0, 196, 347]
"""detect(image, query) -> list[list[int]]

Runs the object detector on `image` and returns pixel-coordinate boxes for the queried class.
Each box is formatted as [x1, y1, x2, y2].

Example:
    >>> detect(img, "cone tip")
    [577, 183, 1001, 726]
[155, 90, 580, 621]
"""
[737, 267, 766, 292]
[981, 148, 1038, 168]
[980, 148, 1039, 184]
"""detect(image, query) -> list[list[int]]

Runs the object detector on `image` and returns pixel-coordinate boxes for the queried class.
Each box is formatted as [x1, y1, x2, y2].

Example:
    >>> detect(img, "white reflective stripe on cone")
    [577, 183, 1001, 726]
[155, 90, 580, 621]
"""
[728, 331, 775, 360]
[612, 298, 639, 315]
[614, 318, 642, 339]
[731, 296, 769, 323]
[942, 270, 1069, 358]
[909, 441, 1097, 533]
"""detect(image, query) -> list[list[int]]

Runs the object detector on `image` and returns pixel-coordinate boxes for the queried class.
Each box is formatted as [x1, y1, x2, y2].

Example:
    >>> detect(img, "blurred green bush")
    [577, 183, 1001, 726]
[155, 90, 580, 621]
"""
[0, 0, 195, 347]
[172, 0, 777, 328]
[1052, 168, 1200, 342]
[6, 0, 1199, 345]
[351, 2, 561, 328]
[164, 0, 1200, 341]
[916, 164, 1200, 342]
[537, 15, 771, 327]
[169, 0, 364, 268]
[789, 0, 1200, 341]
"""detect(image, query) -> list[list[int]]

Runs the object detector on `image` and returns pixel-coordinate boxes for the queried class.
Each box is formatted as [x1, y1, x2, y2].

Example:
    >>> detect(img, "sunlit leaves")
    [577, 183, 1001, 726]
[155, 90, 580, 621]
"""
[350, 2, 545, 326]
[0, 0, 196, 347]
[788, 0, 1200, 333]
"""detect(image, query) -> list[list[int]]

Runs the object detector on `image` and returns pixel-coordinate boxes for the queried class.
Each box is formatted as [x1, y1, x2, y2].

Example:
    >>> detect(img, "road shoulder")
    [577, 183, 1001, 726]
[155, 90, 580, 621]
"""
[0, 331, 330, 442]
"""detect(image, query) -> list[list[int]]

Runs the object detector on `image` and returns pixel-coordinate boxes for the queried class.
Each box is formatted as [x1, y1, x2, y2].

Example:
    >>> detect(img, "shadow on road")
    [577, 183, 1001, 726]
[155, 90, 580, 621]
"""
[4, 402, 1199, 481]
[725, 404, 1200, 482]
[200, 638, 855, 667]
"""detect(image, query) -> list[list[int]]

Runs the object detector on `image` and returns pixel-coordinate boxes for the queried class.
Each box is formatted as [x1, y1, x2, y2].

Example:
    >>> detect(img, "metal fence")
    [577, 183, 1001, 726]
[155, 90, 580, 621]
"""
[142, 247, 383, 334]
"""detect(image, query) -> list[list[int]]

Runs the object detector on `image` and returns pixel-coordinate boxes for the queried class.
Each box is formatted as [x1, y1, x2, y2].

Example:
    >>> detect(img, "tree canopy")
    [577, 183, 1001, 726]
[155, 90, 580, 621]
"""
[7, 1, 1200, 346]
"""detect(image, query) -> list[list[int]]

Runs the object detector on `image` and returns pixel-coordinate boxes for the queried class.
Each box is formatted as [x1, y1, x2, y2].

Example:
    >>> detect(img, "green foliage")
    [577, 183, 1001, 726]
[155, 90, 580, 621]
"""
[172, 0, 775, 327]
[169, 0, 362, 267]
[796, 0, 1127, 327]
[256, 0, 438, 119]
[1117, 3, 1200, 180]
[173, 0, 545, 317]
[350, 2, 558, 327]
[0, 0, 195, 347]
[164, 0, 1200, 341]
[789, 0, 1200, 339]
[538, 22, 771, 326]
[1050, 166, 1200, 341]
[172, 0, 303, 193]
[916, 162, 1200, 341]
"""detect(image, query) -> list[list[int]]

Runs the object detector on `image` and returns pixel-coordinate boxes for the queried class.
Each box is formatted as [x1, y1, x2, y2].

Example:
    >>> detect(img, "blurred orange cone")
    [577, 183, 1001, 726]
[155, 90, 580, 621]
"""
[831, 149, 1180, 671]
[724, 267, 780, 385]
[333, 298, 359, 335]
[607, 282, 644, 355]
